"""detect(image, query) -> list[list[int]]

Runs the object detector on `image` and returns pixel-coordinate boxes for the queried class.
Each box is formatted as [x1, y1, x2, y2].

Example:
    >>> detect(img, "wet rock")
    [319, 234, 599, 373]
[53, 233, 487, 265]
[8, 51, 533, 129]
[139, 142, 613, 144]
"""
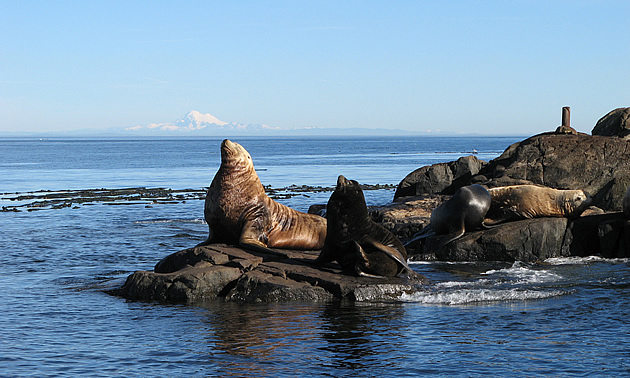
[592, 107, 630, 138]
[225, 270, 334, 302]
[119, 244, 428, 304]
[121, 263, 242, 302]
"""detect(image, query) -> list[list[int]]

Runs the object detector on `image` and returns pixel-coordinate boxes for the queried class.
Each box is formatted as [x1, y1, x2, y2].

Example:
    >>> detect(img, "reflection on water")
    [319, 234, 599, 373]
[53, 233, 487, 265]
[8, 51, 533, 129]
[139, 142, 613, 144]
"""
[194, 301, 409, 377]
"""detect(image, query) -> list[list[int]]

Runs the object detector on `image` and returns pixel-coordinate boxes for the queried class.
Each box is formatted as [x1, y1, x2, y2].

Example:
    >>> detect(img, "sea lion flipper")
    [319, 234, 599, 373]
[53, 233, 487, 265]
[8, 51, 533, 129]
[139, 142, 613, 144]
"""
[352, 242, 387, 278]
[480, 220, 501, 229]
[440, 227, 465, 246]
[366, 239, 410, 271]
[314, 246, 335, 265]
[238, 220, 280, 255]
[404, 226, 436, 246]
[195, 228, 215, 247]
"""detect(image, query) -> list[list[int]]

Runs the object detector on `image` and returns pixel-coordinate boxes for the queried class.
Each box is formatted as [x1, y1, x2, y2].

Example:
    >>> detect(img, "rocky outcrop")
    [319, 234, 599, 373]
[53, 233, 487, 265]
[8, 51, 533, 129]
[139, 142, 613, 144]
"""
[401, 209, 630, 262]
[477, 133, 630, 211]
[394, 133, 630, 212]
[592, 107, 630, 138]
[389, 129, 630, 261]
[119, 244, 428, 304]
[394, 155, 486, 198]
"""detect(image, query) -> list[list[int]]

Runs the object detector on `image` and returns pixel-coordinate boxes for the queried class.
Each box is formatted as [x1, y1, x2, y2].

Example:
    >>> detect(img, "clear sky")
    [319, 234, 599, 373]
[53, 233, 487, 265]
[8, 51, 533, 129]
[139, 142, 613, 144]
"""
[1, 1, 628, 135]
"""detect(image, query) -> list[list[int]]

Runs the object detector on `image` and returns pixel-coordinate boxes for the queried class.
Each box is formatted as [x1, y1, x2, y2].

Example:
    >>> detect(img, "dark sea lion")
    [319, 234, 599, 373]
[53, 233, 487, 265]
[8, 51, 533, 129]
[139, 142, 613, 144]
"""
[316, 175, 410, 278]
[406, 184, 493, 246]
[199, 139, 327, 253]
[485, 185, 592, 225]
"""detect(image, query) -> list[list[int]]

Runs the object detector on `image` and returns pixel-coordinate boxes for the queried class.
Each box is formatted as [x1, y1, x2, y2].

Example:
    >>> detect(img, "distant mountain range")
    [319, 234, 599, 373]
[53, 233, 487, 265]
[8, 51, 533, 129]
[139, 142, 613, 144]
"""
[125, 111, 284, 135]
[1, 111, 420, 137]
[122, 111, 414, 136]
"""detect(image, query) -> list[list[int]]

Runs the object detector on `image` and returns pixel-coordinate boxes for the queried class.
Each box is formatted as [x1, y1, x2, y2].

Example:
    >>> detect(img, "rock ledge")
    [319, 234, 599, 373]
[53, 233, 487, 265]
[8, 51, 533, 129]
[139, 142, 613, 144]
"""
[119, 244, 428, 304]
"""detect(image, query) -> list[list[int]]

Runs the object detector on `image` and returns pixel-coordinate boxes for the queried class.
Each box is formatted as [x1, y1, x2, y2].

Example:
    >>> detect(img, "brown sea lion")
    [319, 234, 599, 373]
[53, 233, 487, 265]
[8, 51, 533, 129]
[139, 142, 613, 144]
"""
[316, 175, 410, 278]
[406, 184, 494, 246]
[485, 185, 592, 225]
[199, 139, 327, 253]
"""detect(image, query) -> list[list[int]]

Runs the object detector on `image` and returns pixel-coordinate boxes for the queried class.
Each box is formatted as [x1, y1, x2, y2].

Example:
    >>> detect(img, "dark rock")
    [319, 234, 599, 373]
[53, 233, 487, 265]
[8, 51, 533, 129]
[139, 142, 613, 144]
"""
[396, 133, 630, 211]
[420, 218, 569, 262]
[121, 263, 243, 302]
[225, 270, 333, 302]
[119, 244, 428, 303]
[402, 212, 630, 262]
[592, 107, 630, 138]
[563, 213, 630, 258]
[154, 246, 230, 273]
[477, 133, 630, 211]
[394, 155, 486, 199]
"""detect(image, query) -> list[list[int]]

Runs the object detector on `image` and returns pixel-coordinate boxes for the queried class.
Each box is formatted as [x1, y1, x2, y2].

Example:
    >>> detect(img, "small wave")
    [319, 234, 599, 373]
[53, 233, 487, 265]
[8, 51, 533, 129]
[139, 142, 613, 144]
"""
[482, 262, 561, 285]
[544, 256, 630, 265]
[400, 288, 565, 305]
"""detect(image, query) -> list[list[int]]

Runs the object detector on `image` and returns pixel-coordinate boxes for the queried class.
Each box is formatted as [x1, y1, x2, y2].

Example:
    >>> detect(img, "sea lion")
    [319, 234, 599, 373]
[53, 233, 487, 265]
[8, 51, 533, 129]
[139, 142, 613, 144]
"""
[406, 184, 494, 246]
[485, 185, 592, 224]
[199, 139, 327, 253]
[316, 175, 410, 278]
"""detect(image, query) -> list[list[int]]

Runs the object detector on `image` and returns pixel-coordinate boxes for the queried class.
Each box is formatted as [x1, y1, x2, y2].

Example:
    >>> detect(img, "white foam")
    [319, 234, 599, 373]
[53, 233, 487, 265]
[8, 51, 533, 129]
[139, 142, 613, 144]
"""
[482, 262, 562, 285]
[544, 256, 630, 265]
[399, 288, 565, 305]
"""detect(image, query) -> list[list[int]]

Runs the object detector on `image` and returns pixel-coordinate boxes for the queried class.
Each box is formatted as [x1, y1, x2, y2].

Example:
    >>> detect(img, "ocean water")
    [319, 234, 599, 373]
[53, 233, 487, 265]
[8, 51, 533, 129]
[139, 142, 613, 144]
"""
[1, 136, 630, 377]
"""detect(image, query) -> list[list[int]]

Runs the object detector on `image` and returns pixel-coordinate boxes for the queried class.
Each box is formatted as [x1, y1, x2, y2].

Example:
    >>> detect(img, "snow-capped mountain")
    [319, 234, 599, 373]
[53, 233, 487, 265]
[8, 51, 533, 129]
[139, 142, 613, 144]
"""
[174, 110, 227, 129]
[127, 111, 280, 134]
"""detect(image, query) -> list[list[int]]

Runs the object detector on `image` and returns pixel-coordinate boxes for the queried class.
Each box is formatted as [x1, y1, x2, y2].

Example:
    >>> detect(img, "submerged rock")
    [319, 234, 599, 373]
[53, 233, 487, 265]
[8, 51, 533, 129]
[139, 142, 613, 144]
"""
[119, 244, 428, 304]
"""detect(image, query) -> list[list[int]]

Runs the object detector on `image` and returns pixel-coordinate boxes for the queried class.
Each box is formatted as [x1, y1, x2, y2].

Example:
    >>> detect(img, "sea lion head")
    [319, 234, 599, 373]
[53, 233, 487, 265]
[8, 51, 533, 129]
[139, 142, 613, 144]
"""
[562, 189, 592, 217]
[220, 139, 254, 170]
[328, 175, 369, 220]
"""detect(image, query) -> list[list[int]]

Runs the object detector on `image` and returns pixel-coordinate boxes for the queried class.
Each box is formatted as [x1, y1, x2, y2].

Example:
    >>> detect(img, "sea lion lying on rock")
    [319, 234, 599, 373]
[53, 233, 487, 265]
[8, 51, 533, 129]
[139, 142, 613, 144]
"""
[406, 184, 494, 246]
[199, 139, 327, 253]
[316, 175, 411, 278]
[485, 184, 592, 225]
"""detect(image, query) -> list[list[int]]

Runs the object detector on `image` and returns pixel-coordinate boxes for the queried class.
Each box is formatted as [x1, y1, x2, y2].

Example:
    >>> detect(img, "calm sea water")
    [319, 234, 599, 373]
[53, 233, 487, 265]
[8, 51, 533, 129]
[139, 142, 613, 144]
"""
[2, 136, 630, 377]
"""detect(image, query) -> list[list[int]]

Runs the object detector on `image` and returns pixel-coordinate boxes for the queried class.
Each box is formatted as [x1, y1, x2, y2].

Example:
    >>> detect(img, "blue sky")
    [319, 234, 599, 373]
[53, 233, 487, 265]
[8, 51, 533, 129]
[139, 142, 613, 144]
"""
[1, 1, 628, 135]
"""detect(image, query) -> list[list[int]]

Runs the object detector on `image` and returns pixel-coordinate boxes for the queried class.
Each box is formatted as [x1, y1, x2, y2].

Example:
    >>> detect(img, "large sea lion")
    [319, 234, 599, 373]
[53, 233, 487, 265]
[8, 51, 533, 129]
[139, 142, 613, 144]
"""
[199, 139, 327, 253]
[485, 185, 592, 224]
[406, 184, 494, 246]
[316, 175, 410, 278]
